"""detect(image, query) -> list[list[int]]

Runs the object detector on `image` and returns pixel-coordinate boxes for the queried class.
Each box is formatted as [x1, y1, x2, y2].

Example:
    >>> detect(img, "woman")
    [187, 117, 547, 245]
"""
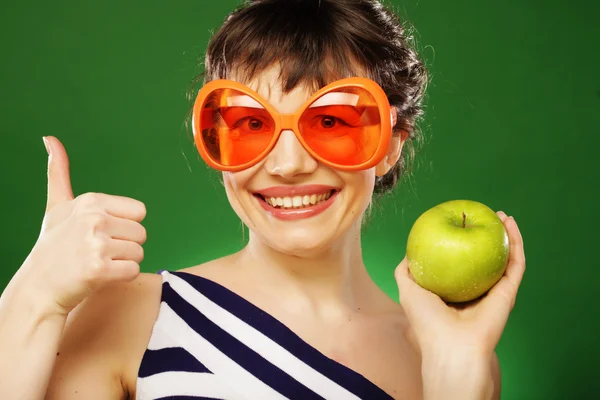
[0, 0, 525, 399]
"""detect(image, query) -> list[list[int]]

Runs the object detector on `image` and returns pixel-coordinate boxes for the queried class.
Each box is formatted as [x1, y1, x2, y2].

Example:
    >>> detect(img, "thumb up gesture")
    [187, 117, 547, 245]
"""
[18, 136, 147, 316]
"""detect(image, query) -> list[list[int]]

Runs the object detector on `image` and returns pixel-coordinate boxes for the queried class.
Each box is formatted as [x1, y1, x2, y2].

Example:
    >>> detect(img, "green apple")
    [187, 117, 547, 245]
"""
[406, 200, 509, 303]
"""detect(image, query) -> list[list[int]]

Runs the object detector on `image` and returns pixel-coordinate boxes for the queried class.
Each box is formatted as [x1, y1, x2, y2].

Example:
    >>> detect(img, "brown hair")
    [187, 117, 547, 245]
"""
[186, 0, 428, 196]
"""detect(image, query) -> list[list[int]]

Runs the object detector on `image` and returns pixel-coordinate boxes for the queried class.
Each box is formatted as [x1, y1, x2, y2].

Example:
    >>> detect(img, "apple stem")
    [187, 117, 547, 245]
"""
[462, 212, 466, 228]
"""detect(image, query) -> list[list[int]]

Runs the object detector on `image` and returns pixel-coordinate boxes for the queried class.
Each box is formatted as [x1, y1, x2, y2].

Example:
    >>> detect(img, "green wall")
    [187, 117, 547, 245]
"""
[1, 1, 598, 399]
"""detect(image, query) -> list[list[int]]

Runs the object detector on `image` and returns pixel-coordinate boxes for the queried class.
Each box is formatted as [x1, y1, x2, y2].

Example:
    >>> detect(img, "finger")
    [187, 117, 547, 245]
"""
[394, 257, 447, 317]
[480, 217, 526, 314]
[104, 259, 141, 282]
[496, 210, 508, 222]
[45, 136, 75, 211]
[107, 238, 144, 263]
[105, 195, 146, 222]
[394, 256, 415, 290]
[77, 192, 147, 222]
[395, 258, 422, 316]
[104, 214, 147, 244]
[504, 216, 526, 288]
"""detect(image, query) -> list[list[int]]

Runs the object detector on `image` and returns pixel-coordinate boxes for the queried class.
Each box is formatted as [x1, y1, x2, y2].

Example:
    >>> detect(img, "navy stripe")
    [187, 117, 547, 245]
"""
[138, 347, 212, 378]
[162, 283, 325, 400]
[172, 271, 393, 399]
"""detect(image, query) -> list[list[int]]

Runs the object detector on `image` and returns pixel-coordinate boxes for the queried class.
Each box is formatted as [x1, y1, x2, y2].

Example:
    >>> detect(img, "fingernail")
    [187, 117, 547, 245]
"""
[42, 136, 51, 156]
[497, 211, 506, 217]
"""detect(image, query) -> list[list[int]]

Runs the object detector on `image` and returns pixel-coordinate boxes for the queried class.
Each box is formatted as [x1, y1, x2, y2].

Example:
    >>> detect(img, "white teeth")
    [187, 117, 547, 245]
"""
[263, 191, 335, 209]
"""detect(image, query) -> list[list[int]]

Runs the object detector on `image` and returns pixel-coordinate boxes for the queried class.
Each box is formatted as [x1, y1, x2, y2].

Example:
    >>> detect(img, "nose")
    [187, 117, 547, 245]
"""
[263, 130, 318, 178]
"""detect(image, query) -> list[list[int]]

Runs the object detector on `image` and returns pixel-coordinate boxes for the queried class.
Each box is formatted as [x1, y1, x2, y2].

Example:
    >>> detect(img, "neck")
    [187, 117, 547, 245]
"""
[235, 220, 380, 314]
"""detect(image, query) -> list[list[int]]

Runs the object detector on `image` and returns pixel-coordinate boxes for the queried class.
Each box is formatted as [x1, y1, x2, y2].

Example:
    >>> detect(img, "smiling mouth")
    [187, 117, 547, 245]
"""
[254, 189, 339, 210]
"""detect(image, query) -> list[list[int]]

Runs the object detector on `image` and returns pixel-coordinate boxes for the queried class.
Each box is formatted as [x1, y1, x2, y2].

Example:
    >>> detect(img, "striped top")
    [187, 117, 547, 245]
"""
[136, 270, 394, 400]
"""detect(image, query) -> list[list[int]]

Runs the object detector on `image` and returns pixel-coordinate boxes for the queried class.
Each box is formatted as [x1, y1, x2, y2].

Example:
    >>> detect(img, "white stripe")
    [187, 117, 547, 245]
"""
[309, 92, 359, 108]
[146, 306, 177, 351]
[168, 272, 362, 400]
[150, 303, 287, 400]
[226, 92, 359, 109]
[137, 371, 239, 400]
[227, 95, 264, 108]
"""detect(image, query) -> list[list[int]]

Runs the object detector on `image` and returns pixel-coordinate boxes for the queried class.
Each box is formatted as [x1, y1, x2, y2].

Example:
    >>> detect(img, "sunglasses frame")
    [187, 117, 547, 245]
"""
[192, 77, 393, 172]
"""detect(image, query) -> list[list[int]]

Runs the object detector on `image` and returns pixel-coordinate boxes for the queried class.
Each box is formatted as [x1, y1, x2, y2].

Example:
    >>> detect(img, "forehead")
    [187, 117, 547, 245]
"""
[229, 59, 371, 106]
[228, 65, 315, 113]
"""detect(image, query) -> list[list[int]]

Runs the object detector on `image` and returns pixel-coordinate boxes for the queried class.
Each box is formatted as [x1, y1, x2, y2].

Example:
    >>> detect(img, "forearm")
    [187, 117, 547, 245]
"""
[0, 274, 67, 400]
[421, 351, 496, 400]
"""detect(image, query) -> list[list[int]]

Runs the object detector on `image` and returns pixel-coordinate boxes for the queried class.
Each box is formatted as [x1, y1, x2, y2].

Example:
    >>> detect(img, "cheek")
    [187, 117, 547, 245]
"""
[222, 169, 260, 225]
[222, 168, 255, 193]
[363, 169, 377, 192]
[223, 172, 247, 212]
[342, 170, 376, 210]
[356, 169, 376, 192]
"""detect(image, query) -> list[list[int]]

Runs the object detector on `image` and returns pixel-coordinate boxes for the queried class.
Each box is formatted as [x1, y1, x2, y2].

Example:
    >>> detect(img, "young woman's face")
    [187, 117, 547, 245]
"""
[222, 66, 402, 257]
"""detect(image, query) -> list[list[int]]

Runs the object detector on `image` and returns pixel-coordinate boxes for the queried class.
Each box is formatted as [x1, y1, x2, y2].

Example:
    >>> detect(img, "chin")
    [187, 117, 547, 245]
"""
[256, 225, 340, 258]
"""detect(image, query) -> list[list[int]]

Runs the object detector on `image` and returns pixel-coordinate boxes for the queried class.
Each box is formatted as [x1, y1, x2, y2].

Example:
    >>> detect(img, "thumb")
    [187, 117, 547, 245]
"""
[394, 256, 415, 294]
[395, 256, 447, 319]
[395, 256, 422, 310]
[44, 136, 74, 211]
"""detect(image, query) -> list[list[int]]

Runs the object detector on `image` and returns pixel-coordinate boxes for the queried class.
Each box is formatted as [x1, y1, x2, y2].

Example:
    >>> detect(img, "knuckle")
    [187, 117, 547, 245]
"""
[88, 235, 108, 256]
[85, 257, 108, 282]
[77, 192, 102, 207]
[82, 212, 107, 231]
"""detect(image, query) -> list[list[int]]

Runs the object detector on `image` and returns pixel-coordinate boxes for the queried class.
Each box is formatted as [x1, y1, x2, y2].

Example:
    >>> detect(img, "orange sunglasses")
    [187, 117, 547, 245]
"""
[192, 77, 393, 172]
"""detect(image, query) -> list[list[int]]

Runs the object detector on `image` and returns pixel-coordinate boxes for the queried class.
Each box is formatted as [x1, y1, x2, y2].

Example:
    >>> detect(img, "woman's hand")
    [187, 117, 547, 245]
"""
[11, 136, 148, 317]
[394, 212, 525, 398]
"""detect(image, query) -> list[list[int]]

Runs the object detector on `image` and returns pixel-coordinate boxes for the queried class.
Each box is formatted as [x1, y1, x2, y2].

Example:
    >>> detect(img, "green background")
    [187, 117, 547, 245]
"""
[1, 0, 599, 398]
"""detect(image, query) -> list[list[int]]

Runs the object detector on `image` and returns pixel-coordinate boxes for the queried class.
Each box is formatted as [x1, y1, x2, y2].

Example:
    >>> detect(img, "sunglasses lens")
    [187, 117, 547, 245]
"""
[198, 88, 275, 167]
[299, 87, 382, 167]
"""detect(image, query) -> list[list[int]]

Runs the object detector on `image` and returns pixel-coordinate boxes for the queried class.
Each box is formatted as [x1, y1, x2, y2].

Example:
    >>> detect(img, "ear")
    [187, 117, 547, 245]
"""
[375, 107, 408, 177]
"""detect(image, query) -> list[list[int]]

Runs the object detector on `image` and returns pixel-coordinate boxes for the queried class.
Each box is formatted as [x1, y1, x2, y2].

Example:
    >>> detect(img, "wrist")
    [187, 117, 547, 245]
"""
[3, 261, 70, 321]
[2, 284, 68, 326]
[421, 350, 494, 400]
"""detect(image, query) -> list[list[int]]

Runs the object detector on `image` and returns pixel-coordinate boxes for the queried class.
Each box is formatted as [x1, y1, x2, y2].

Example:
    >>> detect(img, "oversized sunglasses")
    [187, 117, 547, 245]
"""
[192, 77, 393, 172]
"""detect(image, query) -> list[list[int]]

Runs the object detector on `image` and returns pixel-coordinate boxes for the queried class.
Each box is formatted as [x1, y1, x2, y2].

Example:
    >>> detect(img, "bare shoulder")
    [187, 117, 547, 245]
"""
[46, 272, 163, 400]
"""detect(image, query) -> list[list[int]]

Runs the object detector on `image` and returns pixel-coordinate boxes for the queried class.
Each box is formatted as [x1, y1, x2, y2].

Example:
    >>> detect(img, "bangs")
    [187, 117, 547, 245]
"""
[226, 50, 369, 95]
[204, 0, 379, 93]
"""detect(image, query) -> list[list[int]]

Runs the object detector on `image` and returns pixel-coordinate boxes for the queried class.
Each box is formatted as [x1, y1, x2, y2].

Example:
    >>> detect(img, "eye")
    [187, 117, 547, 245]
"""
[232, 116, 271, 134]
[220, 107, 273, 134]
[247, 118, 263, 130]
[320, 116, 337, 129]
